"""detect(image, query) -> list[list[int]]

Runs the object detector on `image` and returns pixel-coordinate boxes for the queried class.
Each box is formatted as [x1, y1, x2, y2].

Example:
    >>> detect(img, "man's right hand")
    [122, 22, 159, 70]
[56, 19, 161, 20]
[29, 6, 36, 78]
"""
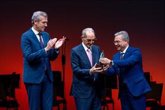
[90, 64, 105, 75]
[45, 38, 57, 52]
[99, 58, 111, 65]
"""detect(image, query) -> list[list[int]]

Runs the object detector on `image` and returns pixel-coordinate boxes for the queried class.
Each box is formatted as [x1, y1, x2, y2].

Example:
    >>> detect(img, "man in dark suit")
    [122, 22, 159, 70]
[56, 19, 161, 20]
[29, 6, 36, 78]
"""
[70, 28, 105, 110]
[21, 11, 65, 110]
[100, 31, 151, 110]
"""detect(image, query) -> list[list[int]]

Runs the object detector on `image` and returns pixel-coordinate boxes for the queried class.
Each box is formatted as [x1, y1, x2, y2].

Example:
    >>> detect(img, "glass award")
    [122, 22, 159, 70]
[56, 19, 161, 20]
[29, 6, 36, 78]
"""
[96, 51, 104, 68]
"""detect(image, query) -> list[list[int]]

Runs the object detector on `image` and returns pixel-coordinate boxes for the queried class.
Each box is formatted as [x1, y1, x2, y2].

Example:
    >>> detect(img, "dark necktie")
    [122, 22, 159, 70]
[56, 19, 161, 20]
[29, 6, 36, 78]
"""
[38, 33, 44, 48]
[38, 33, 47, 71]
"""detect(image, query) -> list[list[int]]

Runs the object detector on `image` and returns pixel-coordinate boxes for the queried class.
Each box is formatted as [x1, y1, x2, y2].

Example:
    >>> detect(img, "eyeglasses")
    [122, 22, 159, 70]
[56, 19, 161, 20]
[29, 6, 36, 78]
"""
[84, 38, 97, 42]
[113, 41, 121, 44]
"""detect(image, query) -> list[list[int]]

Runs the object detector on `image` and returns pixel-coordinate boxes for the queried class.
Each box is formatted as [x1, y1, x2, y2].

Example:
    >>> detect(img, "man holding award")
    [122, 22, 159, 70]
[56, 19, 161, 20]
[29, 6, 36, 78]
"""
[70, 27, 106, 110]
[99, 31, 151, 110]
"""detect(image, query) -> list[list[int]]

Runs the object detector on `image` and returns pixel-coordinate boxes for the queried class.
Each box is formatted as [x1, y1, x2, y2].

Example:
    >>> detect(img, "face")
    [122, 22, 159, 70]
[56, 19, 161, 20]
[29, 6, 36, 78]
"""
[82, 31, 96, 49]
[114, 35, 128, 52]
[33, 16, 48, 32]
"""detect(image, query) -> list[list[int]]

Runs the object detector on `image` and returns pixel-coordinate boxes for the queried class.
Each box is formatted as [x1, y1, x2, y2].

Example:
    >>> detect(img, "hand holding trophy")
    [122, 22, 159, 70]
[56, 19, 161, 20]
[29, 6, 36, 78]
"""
[96, 51, 112, 71]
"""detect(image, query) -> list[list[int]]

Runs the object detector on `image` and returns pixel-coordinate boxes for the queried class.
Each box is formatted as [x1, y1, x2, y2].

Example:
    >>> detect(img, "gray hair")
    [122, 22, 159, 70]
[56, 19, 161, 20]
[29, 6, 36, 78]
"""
[31, 11, 48, 24]
[81, 28, 95, 37]
[114, 31, 129, 41]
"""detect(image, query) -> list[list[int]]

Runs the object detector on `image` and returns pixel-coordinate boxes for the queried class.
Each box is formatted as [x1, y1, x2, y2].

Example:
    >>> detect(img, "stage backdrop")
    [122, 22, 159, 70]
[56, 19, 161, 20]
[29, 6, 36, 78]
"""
[0, 0, 164, 110]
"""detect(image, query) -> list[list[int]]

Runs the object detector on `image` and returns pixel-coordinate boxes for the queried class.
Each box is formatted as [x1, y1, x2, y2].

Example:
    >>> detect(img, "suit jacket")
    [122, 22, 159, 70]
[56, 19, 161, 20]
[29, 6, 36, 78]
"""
[21, 28, 59, 83]
[70, 44, 103, 98]
[107, 46, 151, 97]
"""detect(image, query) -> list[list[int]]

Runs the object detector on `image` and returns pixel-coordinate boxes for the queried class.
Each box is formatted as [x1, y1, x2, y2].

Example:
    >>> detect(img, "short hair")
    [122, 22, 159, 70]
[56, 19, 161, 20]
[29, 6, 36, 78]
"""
[31, 11, 48, 24]
[114, 31, 129, 41]
[81, 28, 95, 38]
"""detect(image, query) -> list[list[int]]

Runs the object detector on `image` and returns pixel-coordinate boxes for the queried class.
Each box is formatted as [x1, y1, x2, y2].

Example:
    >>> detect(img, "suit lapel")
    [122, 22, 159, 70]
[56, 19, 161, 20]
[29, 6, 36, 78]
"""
[41, 32, 47, 47]
[116, 52, 121, 60]
[91, 46, 100, 79]
[30, 29, 42, 48]
[91, 46, 97, 65]
[79, 45, 92, 67]
[123, 47, 131, 59]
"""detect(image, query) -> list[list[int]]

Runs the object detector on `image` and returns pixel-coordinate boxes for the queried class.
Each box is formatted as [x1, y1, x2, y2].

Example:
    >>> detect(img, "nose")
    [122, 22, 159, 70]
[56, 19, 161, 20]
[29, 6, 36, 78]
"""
[44, 23, 47, 27]
[114, 42, 118, 46]
[90, 40, 94, 43]
[89, 41, 94, 45]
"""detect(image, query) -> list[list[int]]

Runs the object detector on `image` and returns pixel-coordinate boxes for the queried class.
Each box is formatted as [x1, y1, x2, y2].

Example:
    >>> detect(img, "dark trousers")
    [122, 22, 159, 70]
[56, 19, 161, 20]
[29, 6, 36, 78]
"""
[74, 94, 101, 110]
[119, 85, 146, 110]
[25, 74, 53, 110]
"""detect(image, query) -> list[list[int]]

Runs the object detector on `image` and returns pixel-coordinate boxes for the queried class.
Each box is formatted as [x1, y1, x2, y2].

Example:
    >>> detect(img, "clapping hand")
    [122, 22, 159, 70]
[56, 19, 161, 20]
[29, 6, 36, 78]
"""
[55, 36, 66, 49]
[45, 38, 57, 52]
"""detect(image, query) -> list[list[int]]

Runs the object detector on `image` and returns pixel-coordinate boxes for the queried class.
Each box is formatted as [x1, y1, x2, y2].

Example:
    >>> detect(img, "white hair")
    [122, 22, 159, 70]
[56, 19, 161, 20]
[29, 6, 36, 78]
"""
[81, 28, 95, 37]
[31, 11, 47, 24]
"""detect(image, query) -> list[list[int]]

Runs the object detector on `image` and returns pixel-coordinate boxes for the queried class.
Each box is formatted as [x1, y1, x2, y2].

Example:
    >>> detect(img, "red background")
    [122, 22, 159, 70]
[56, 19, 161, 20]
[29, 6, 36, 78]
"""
[0, 0, 164, 110]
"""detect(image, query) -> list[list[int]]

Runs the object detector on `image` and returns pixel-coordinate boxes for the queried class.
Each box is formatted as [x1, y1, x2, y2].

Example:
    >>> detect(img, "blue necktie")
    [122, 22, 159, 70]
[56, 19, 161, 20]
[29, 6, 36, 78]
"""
[120, 52, 124, 60]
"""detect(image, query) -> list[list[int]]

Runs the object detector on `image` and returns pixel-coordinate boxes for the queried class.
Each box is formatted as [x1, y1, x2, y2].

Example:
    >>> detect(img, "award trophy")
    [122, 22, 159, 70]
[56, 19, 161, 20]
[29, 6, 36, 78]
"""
[96, 51, 104, 68]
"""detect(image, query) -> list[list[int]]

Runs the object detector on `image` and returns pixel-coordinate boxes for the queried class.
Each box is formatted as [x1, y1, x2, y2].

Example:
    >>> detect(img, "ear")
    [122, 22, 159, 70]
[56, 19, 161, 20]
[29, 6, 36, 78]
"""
[33, 20, 38, 25]
[81, 36, 84, 40]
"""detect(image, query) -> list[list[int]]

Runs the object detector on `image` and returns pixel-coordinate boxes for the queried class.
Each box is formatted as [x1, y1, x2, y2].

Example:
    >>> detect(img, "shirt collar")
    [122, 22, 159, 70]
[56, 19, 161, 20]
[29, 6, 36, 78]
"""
[31, 27, 39, 35]
[121, 45, 129, 54]
[82, 42, 92, 51]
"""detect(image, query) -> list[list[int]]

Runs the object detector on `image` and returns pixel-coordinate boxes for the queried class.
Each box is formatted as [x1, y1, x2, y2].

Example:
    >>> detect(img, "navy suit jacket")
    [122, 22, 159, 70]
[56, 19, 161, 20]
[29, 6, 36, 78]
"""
[21, 29, 59, 83]
[107, 46, 151, 97]
[70, 44, 103, 98]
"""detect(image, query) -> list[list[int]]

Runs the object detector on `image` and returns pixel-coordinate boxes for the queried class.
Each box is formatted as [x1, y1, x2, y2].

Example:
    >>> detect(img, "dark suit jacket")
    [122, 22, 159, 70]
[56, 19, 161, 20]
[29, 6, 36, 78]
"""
[21, 28, 59, 83]
[70, 44, 103, 98]
[107, 46, 151, 97]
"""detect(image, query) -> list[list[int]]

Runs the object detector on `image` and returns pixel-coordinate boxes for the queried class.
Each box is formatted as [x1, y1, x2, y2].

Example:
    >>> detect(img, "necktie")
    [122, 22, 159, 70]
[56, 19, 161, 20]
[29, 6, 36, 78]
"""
[38, 33, 47, 71]
[87, 49, 93, 66]
[38, 33, 44, 48]
[87, 49, 96, 81]
[120, 52, 124, 60]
